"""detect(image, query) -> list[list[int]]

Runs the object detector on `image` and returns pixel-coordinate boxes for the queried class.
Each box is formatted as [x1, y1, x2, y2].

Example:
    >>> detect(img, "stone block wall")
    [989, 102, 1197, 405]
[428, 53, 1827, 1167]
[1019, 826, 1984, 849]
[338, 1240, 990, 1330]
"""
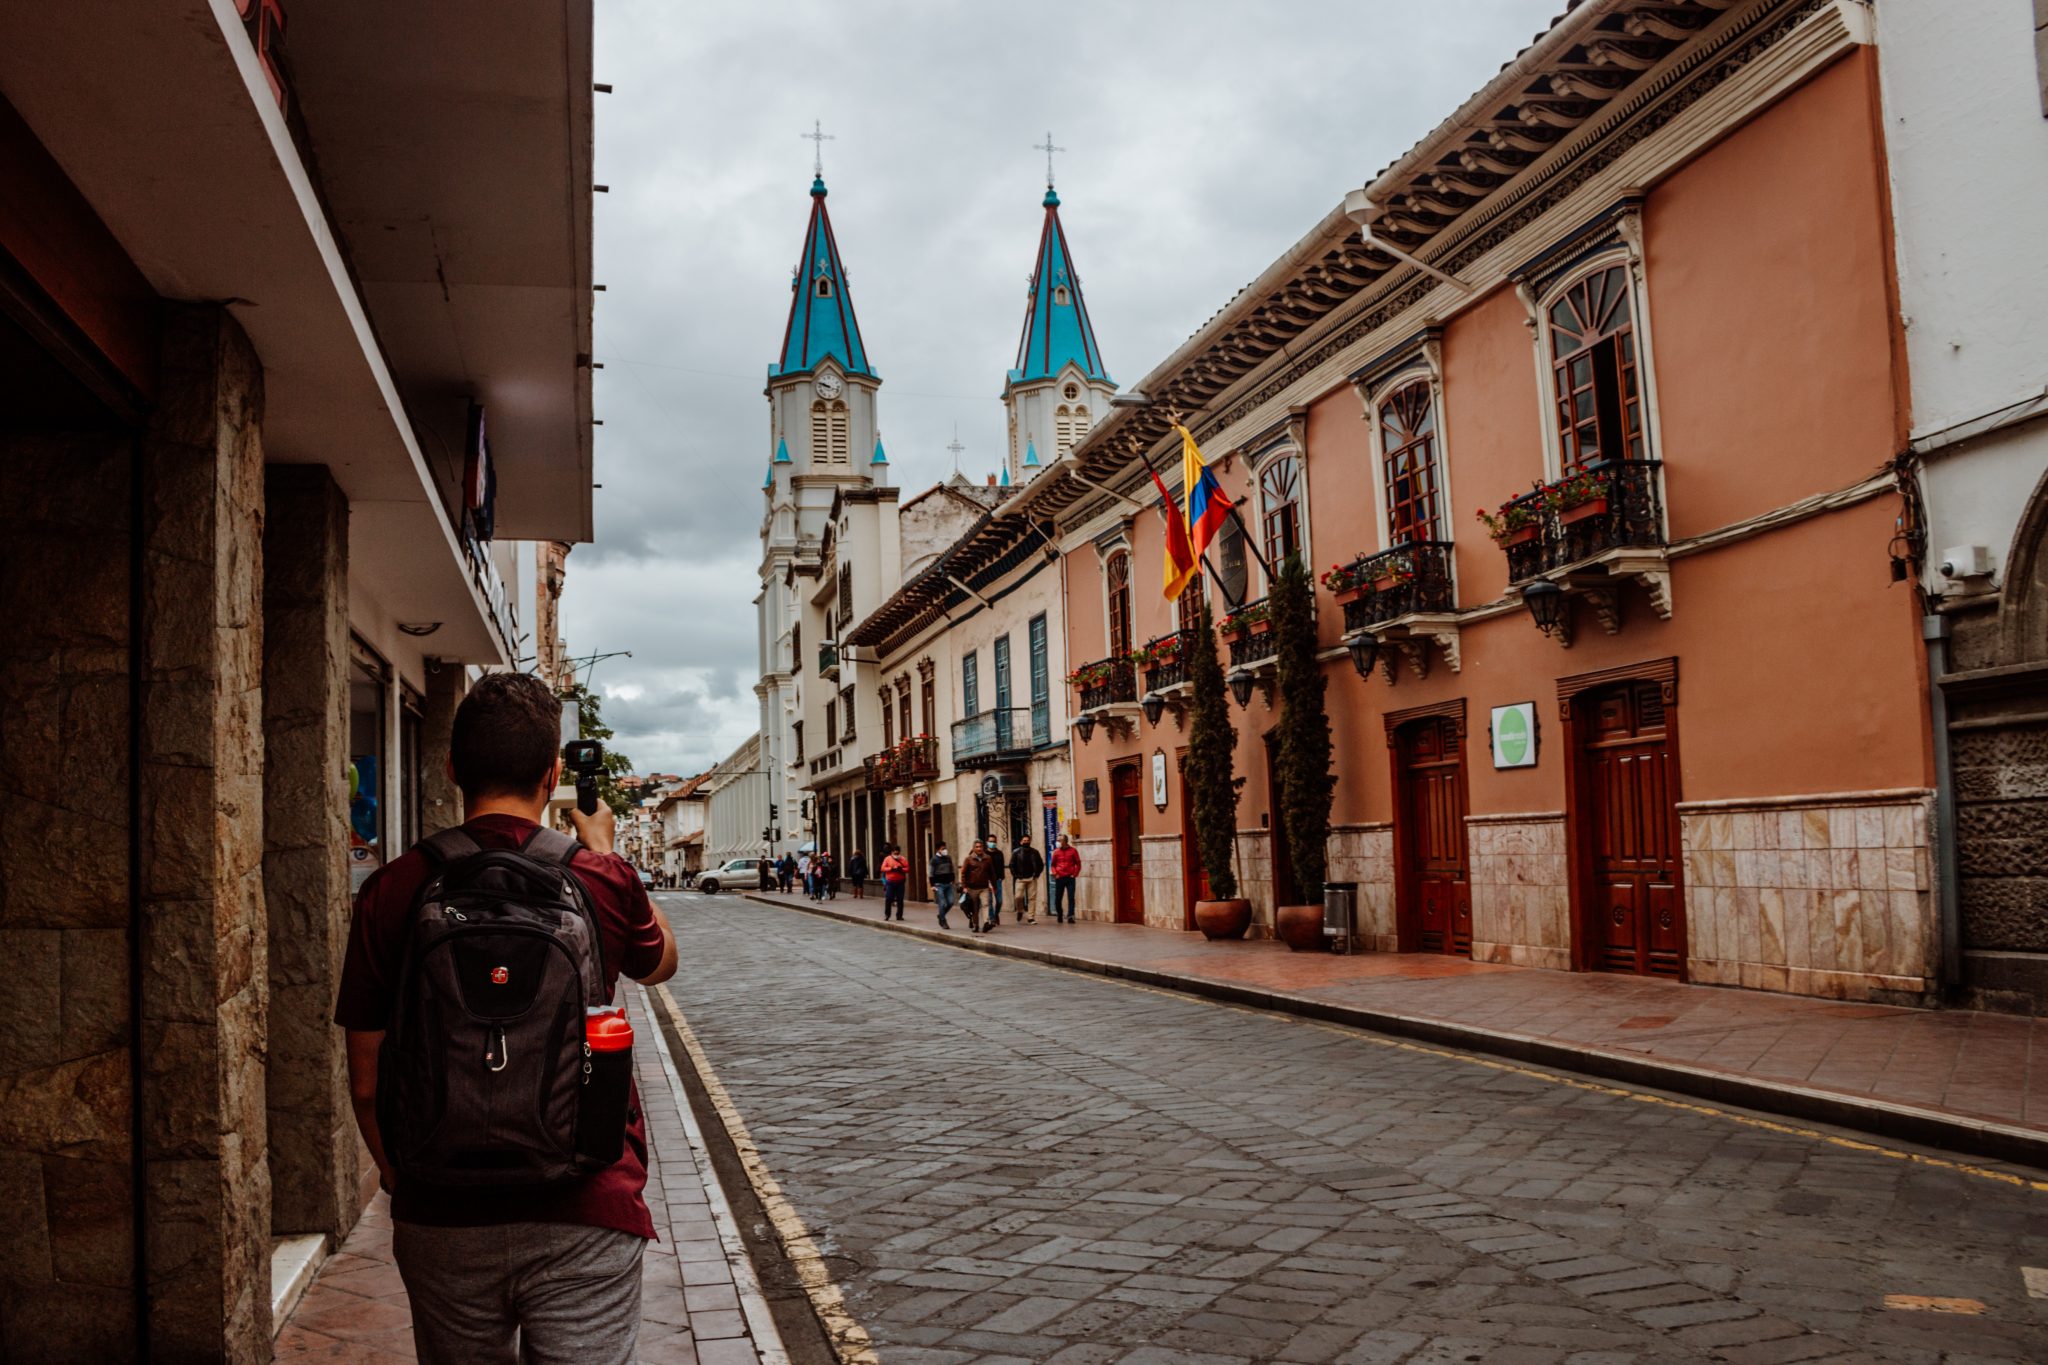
[1953, 720, 2048, 953]
[140, 305, 272, 1361]
[1468, 814, 1571, 971]
[1681, 791, 1936, 1000]
[262, 467, 359, 1241]
[1073, 837, 1113, 922]
[1139, 835, 1185, 931]
[0, 428, 139, 1361]
[1328, 824, 1396, 951]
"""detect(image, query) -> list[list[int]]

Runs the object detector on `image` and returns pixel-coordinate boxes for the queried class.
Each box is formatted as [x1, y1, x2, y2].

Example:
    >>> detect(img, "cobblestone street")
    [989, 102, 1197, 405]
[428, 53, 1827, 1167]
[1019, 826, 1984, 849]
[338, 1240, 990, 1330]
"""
[667, 894, 2048, 1364]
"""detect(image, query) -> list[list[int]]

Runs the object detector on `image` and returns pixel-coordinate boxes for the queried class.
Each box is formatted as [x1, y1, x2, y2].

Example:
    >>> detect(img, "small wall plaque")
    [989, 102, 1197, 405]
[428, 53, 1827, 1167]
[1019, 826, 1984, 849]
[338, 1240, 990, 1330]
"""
[1082, 778, 1100, 814]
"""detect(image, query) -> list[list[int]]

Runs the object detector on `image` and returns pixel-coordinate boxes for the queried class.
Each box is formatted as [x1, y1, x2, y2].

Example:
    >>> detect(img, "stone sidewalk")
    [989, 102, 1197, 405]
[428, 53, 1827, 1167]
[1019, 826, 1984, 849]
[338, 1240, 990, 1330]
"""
[747, 888, 2048, 1170]
[272, 986, 782, 1363]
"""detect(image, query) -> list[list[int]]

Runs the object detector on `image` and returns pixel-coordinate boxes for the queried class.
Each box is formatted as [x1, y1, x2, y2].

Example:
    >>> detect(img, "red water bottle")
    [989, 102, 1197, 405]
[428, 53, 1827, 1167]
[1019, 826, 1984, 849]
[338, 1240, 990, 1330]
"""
[575, 1006, 634, 1165]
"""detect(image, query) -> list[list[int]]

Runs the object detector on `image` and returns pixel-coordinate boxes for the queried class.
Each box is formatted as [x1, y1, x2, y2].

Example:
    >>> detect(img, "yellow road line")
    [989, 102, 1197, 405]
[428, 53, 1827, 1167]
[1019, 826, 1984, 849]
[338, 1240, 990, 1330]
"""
[651, 984, 880, 1365]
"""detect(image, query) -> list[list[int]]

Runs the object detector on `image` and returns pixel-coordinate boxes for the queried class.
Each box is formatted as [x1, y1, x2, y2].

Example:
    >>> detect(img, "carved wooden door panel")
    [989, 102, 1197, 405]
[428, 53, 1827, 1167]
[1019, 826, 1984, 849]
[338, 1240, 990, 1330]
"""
[1112, 764, 1144, 924]
[1583, 683, 1682, 975]
[1399, 717, 1471, 956]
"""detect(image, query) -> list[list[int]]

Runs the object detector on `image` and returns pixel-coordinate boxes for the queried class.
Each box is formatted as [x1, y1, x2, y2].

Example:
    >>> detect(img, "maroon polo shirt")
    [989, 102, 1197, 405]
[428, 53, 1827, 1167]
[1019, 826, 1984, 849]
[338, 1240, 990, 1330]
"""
[334, 813, 667, 1239]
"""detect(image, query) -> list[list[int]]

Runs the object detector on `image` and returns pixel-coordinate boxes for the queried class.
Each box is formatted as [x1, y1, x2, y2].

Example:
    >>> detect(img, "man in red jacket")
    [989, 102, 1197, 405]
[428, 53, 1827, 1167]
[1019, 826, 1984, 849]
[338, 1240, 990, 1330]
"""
[879, 842, 910, 921]
[1049, 833, 1081, 924]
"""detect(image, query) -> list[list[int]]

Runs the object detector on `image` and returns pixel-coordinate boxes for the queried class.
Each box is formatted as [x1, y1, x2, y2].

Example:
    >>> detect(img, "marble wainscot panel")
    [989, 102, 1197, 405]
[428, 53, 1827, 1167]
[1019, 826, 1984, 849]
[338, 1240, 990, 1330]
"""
[1327, 823, 1397, 951]
[1232, 829, 1276, 939]
[1073, 837, 1114, 923]
[1467, 813, 1571, 971]
[1140, 835, 1187, 931]
[1680, 790, 1935, 1001]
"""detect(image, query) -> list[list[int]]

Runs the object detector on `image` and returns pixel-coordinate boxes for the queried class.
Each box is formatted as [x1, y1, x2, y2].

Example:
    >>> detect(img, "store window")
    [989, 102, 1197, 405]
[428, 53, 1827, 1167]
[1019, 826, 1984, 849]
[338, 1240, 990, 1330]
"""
[348, 638, 390, 885]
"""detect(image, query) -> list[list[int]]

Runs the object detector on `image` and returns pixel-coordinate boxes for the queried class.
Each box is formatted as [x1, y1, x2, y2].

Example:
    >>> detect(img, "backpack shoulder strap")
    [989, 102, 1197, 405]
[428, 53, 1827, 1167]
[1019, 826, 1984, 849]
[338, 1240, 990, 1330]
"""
[522, 825, 582, 867]
[419, 828, 483, 867]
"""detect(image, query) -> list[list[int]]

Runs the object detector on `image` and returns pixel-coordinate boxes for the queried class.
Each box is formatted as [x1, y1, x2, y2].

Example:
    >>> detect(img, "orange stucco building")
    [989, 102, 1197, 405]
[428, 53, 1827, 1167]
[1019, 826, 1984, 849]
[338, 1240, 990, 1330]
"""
[1013, 0, 1939, 1002]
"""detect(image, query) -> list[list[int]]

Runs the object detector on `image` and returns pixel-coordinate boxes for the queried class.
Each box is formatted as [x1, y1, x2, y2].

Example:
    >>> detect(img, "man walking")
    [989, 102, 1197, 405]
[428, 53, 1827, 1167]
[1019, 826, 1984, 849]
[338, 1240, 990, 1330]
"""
[777, 852, 795, 894]
[1009, 834, 1044, 924]
[335, 672, 679, 1365]
[982, 836, 1007, 927]
[879, 843, 909, 921]
[1050, 833, 1081, 923]
[960, 839, 995, 933]
[929, 839, 958, 929]
[847, 848, 868, 899]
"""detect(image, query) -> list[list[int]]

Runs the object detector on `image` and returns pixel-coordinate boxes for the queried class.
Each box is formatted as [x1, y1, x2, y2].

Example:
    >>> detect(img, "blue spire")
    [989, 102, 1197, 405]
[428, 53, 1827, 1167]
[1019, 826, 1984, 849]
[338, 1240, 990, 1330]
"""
[1022, 438, 1040, 468]
[773, 437, 792, 464]
[769, 177, 875, 381]
[871, 435, 889, 465]
[999, 465, 1012, 488]
[764, 462, 774, 489]
[1008, 187, 1111, 388]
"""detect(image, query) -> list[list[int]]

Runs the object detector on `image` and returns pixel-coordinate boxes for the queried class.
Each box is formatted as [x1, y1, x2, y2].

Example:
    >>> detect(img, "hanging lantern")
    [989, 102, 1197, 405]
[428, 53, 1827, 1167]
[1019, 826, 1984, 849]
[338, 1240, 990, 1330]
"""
[1227, 666, 1256, 709]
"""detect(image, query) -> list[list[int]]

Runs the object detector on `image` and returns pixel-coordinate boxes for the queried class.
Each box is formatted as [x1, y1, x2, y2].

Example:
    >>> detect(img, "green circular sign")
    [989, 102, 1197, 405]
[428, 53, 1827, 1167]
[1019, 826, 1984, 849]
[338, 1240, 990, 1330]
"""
[1498, 707, 1530, 766]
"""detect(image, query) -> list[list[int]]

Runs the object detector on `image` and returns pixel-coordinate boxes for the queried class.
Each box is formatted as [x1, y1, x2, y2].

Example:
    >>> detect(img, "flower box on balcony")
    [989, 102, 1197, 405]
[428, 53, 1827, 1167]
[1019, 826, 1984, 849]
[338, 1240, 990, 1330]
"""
[1331, 584, 1372, 606]
[1499, 524, 1541, 548]
[1248, 618, 1272, 636]
[1559, 496, 1608, 526]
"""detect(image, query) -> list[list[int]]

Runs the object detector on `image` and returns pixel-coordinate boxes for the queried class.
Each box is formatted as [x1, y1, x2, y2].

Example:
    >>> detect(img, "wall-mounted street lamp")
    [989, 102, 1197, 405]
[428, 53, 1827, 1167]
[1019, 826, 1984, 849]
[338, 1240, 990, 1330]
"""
[1523, 580, 1568, 638]
[1073, 713, 1097, 744]
[1227, 666, 1256, 709]
[1346, 632, 1380, 679]
[1140, 692, 1165, 727]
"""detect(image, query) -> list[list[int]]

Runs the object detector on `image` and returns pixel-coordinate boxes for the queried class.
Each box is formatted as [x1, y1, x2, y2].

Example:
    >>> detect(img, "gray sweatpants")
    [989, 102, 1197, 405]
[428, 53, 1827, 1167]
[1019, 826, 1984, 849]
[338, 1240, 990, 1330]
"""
[393, 1218, 645, 1365]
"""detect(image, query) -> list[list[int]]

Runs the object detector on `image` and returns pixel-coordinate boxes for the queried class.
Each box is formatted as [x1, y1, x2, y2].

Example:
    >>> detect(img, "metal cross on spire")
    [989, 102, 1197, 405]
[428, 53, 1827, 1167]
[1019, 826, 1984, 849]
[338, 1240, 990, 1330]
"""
[946, 425, 965, 475]
[1034, 132, 1066, 189]
[802, 119, 835, 178]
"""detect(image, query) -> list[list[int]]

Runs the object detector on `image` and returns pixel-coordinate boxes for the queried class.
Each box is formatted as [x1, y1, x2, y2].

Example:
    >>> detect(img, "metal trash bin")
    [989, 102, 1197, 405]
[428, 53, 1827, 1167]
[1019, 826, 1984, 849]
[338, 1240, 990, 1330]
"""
[1322, 882, 1358, 955]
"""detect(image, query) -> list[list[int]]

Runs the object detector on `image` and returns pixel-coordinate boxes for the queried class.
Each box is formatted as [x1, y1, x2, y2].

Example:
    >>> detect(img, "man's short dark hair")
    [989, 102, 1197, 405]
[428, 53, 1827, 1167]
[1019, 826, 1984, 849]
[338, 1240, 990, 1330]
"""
[451, 672, 562, 800]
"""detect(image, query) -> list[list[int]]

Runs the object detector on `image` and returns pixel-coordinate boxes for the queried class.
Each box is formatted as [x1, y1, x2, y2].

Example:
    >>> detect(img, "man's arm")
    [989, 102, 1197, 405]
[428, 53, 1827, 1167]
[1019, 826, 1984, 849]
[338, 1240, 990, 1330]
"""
[568, 801, 679, 985]
[346, 1030, 395, 1194]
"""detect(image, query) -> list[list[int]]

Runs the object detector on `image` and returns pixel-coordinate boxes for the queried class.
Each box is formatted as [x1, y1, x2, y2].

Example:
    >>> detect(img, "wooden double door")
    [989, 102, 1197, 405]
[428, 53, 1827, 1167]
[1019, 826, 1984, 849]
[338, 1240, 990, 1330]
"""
[1111, 763, 1145, 923]
[1576, 681, 1683, 976]
[1394, 716, 1472, 956]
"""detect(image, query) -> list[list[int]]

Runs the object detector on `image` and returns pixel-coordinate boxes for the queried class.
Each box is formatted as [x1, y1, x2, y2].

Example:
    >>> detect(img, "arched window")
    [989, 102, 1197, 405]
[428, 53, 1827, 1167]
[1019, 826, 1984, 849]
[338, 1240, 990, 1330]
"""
[1378, 381, 1441, 544]
[1259, 455, 1302, 572]
[810, 399, 849, 466]
[1054, 405, 1090, 459]
[1548, 263, 1644, 471]
[1106, 550, 1132, 659]
[1053, 284, 1071, 307]
[815, 277, 834, 298]
[1175, 579, 1204, 634]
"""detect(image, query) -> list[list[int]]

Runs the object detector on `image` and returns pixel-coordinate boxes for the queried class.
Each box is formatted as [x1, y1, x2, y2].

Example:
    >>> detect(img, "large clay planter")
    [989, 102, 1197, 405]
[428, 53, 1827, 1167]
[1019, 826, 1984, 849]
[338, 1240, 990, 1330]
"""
[1276, 903, 1325, 952]
[1195, 898, 1252, 941]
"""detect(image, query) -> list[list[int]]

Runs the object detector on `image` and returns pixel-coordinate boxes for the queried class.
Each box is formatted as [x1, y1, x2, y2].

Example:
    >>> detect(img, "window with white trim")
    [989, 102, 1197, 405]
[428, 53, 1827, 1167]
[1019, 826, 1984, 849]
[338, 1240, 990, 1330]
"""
[1259, 454, 1303, 571]
[1547, 263, 1645, 472]
[811, 399, 850, 466]
[1378, 381, 1442, 545]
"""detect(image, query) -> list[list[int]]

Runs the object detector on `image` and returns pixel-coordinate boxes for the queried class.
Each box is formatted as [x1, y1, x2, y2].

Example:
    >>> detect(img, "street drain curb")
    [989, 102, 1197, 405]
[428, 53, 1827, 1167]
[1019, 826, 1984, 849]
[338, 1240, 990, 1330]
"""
[745, 893, 2048, 1177]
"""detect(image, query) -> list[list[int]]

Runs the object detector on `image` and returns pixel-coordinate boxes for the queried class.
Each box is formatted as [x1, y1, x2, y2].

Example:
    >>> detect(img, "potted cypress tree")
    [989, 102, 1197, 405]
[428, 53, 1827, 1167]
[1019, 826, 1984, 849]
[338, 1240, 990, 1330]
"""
[1185, 600, 1250, 939]
[1271, 555, 1334, 951]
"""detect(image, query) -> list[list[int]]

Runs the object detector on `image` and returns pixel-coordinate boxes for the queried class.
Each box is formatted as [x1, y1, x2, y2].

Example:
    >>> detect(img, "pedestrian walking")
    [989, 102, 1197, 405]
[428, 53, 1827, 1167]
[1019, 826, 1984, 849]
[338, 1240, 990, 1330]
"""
[879, 844, 909, 921]
[797, 850, 814, 899]
[823, 849, 839, 899]
[847, 849, 868, 899]
[777, 853, 795, 894]
[982, 836, 1007, 926]
[1009, 834, 1044, 924]
[1050, 833, 1080, 923]
[334, 672, 679, 1365]
[960, 839, 994, 933]
[929, 840, 958, 928]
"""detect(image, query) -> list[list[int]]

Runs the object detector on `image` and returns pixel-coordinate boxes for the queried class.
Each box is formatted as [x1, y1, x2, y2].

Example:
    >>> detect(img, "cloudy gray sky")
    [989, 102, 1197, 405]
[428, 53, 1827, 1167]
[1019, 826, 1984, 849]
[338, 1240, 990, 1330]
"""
[565, 0, 1564, 777]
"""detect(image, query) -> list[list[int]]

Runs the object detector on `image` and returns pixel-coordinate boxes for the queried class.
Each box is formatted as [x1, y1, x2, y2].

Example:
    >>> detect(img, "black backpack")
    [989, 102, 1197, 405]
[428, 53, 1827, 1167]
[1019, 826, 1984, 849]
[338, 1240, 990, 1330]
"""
[377, 826, 625, 1187]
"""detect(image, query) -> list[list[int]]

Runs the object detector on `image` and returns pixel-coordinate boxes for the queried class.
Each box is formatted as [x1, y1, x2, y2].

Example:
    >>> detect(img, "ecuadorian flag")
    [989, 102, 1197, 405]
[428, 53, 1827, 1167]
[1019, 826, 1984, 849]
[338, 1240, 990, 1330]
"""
[1179, 424, 1232, 560]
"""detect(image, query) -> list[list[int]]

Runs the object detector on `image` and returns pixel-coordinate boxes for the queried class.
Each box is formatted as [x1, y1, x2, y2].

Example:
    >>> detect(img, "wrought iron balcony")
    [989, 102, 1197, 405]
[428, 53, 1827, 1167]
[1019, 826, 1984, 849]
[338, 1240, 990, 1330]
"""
[1498, 460, 1666, 583]
[862, 751, 896, 789]
[896, 735, 940, 783]
[1140, 630, 1199, 694]
[1224, 598, 1278, 667]
[1336, 542, 1456, 633]
[817, 642, 838, 676]
[1074, 657, 1137, 711]
[951, 708, 1033, 769]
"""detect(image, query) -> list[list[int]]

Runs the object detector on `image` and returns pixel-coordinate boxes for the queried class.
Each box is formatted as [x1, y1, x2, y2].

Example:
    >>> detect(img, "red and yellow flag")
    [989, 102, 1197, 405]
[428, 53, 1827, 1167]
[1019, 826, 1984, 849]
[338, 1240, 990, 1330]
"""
[1148, 464, 1199, 600]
